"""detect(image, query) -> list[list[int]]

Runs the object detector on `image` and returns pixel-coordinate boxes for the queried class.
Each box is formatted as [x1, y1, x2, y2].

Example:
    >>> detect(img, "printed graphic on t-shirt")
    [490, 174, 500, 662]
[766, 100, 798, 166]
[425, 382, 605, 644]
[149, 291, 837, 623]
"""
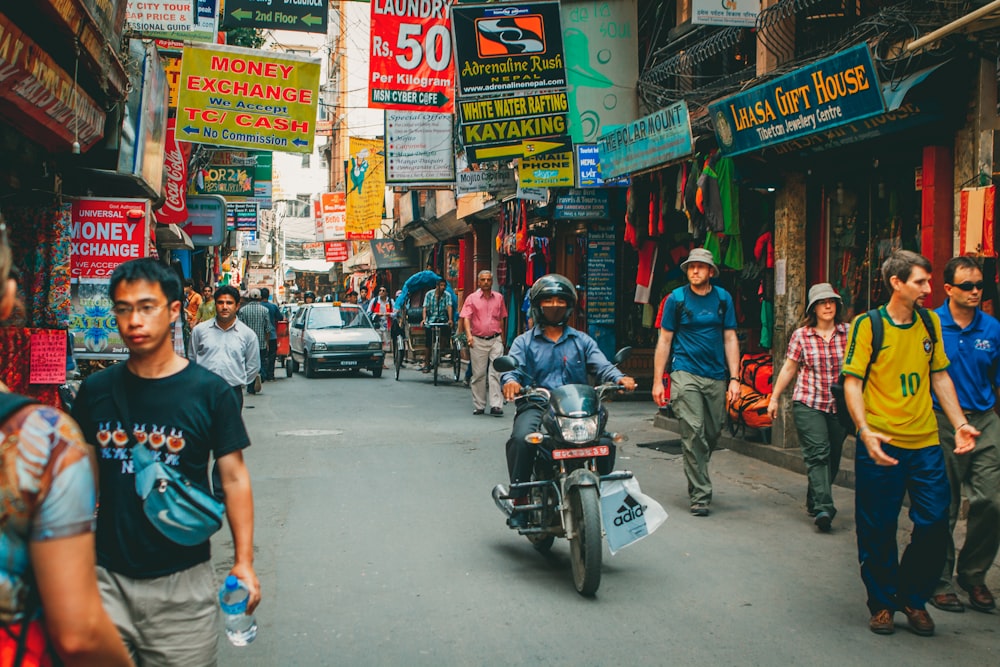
[96, 421, 189, 473]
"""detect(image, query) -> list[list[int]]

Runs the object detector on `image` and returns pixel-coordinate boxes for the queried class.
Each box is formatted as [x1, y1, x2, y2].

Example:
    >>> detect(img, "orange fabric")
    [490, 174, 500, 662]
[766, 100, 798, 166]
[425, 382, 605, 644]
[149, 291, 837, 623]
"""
[0, 620, 54, 667]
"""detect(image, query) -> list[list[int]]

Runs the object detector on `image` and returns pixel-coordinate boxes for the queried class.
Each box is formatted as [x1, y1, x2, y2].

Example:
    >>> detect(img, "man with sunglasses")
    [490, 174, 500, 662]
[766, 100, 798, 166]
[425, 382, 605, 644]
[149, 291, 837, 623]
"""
[929, 256, 1000, 616]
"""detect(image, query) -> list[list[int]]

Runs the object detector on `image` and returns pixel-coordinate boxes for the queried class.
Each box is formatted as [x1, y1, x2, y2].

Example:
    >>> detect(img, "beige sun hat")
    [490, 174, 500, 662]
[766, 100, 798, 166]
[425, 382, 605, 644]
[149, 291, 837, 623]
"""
[680, 247, 718, 274]
[806, 283, 841, 312]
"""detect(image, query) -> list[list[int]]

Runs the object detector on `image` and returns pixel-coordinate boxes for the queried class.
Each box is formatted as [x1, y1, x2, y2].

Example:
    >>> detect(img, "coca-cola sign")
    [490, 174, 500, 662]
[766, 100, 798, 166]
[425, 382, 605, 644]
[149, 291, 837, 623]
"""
[154, 118, 191, 225]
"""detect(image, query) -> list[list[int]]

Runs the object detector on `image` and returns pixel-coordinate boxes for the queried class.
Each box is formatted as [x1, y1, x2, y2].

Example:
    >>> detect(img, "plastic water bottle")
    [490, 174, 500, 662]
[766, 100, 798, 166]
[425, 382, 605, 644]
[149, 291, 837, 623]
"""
[219, 575, 257, 646]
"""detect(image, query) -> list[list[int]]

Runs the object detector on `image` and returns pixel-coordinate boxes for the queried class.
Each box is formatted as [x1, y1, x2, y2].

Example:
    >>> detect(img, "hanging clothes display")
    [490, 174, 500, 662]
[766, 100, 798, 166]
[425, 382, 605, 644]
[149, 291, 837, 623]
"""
[4, 203, 72, 329]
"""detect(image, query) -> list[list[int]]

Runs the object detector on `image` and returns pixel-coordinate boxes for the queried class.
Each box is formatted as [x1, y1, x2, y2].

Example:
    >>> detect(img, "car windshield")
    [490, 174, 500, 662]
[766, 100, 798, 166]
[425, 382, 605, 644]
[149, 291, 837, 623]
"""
[307, 306, 372, 330]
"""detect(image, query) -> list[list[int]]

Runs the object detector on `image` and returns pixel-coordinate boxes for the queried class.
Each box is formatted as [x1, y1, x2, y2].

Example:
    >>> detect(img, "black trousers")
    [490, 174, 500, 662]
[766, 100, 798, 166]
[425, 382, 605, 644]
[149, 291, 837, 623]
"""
[265, 339, 277, 380]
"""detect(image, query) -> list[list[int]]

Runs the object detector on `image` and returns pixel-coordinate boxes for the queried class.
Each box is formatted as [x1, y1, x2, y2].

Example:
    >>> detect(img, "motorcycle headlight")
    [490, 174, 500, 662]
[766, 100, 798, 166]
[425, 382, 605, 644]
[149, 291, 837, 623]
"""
[311, 342, 327, 351]
[556, 416, 599, 444]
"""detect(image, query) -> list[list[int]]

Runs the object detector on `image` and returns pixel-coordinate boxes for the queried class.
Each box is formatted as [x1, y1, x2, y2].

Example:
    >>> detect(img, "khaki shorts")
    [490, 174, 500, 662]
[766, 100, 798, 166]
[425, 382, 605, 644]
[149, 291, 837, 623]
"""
[97, 561, 219, 667]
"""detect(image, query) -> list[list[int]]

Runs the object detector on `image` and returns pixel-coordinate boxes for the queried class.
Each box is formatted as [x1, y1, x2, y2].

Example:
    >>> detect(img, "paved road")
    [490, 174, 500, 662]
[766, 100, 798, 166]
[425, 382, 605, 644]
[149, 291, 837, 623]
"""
[216, 362, 999, 666]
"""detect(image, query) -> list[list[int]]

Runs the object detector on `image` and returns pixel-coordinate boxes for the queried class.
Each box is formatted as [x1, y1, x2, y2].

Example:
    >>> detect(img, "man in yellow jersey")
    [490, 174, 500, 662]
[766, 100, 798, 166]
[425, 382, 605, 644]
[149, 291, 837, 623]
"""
[843, 250, 977, 637]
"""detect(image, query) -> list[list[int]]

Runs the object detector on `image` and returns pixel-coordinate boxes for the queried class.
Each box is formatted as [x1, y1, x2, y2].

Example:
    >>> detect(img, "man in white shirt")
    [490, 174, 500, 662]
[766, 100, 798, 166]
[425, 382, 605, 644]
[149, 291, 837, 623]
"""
[190, 285, 260, 410]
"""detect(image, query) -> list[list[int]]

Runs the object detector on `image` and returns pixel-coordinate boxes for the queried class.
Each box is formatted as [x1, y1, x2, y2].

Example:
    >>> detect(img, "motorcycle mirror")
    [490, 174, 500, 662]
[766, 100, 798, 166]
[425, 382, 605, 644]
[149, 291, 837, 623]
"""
[612, 347, 633, 365]
[493, 355, 518, 372]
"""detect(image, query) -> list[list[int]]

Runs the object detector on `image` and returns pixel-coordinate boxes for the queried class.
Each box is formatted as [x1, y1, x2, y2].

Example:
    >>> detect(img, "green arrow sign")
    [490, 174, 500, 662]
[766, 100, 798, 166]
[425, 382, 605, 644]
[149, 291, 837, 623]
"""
[221, 0, 328, 34]
[371, 89, 449, 109]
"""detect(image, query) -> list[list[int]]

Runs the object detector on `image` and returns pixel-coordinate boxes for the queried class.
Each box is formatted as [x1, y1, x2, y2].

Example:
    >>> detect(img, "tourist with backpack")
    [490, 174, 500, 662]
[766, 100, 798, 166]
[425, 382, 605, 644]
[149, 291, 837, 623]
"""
[842, 250, 976, 637]
[0, 224, 132, 666]
[651, 248, 740, 517]
[768, 283, 849, 533]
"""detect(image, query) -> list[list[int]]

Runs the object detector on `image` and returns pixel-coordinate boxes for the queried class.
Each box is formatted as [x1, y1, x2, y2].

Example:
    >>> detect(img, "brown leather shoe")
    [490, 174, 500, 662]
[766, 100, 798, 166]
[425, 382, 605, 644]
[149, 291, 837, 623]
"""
[961, 583, 996, 612]
[902, 606, 935, 636]
[869, 609, 895, 635]
[929, 593, 965, 613]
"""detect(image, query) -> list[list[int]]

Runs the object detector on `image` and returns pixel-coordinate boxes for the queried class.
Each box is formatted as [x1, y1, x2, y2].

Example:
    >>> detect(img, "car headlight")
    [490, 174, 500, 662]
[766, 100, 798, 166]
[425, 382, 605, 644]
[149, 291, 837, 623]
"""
[311, 342, 327, 351]
[368, 341, 382, 350]
[556, 416, 599, 444]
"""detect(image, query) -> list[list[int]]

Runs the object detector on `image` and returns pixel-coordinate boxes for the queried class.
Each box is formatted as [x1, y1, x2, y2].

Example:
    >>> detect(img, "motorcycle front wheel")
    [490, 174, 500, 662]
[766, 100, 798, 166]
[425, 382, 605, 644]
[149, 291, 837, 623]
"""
[568, 485, 602, 596]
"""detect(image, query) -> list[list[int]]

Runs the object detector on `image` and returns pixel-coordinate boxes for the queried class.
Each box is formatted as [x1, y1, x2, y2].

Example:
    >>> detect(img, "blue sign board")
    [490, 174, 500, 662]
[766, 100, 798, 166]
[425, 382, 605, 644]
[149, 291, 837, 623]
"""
[554, 190, 610, 220]
[709, 43, 886, 156]
[596, 101, 693, 179]
[576, 144, 630, 188]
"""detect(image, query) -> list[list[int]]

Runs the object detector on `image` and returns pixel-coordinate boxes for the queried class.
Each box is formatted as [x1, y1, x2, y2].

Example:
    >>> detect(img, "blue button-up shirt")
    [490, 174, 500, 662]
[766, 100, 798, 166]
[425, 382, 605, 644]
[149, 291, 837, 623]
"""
[933, 301, 1000, 411]
[502, 326, 624, 390]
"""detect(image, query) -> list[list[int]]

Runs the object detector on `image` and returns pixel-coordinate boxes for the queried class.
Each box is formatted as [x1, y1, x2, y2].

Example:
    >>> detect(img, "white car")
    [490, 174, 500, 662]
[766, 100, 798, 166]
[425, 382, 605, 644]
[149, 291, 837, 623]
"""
[288, 303, 385, 378]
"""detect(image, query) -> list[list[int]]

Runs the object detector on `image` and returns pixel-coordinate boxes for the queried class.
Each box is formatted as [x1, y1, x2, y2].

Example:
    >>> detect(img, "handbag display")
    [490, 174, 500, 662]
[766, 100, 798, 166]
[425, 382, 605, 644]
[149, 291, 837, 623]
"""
[110, 364, 225, 547]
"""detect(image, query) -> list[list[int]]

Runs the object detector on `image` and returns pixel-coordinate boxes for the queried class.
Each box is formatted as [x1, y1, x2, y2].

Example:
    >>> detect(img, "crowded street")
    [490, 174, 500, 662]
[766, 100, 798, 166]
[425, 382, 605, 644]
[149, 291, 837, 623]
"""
[216, 366, 1000, 666]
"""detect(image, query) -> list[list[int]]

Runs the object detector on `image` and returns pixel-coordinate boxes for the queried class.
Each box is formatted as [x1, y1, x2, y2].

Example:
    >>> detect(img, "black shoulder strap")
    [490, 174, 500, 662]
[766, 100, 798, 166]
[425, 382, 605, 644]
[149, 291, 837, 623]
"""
[864, 308, 884, 383]
[0, 393, 37, 426]
[915, 307, 937, 344]
[673, 286, 686, 330]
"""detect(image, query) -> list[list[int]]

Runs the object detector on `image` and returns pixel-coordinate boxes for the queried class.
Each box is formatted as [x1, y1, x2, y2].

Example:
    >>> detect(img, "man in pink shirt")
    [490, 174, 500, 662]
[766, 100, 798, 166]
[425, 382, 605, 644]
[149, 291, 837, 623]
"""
[461, 270, 508, 416]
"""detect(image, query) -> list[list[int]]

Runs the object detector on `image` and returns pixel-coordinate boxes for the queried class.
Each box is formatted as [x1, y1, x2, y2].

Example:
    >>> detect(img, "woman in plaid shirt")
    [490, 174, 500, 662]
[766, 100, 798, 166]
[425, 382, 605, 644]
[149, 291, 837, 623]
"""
[768, 283, 850, 533]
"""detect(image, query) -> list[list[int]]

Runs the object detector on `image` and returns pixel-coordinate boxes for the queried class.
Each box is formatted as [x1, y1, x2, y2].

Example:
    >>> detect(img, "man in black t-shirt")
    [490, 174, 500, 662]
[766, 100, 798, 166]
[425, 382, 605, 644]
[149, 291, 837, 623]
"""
[73, 259, 259, 666]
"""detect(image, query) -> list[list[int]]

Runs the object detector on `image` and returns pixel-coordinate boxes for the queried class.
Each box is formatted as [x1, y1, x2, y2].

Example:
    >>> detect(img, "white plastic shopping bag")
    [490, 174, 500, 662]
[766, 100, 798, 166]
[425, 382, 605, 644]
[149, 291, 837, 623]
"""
[600, 476, 668, 555]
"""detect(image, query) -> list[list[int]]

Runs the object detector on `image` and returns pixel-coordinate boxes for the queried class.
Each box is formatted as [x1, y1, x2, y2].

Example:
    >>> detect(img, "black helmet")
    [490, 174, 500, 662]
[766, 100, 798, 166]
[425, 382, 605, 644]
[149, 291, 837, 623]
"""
[529, 274, 577, 327]
[304, 290, 316, 301]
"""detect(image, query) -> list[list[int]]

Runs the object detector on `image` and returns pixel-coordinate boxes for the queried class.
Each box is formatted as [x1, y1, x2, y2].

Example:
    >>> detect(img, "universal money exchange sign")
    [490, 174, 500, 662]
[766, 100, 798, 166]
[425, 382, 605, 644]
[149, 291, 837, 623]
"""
[176, 44, 320, 154]
[370, 0, 454, 112]
[709, 43, 885, 157]
[71, 199, 149, 282]
[451, 1, 567, 97]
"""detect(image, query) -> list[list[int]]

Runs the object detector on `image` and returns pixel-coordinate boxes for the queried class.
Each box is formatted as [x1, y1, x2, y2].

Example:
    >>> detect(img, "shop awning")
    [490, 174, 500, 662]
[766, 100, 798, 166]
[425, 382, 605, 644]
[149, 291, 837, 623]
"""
[881, 61, 950, 111]
[285, 259, 335, 273]
[154, 223, 194, 250]
[345, 250, 372, 270]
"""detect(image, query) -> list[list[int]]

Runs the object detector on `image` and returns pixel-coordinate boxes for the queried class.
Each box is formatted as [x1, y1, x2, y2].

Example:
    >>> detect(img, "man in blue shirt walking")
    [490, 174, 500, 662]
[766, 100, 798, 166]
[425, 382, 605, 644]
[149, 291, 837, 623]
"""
[930, 255, 1000, 614]
[501, 274, 636, 528]
[651, 248, 740, 516]
[259, 287, 281, 381]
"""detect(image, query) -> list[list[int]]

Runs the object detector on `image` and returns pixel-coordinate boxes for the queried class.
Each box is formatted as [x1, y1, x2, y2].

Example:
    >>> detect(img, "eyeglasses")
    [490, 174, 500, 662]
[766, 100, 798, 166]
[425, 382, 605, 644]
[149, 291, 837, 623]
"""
[950, 281, 985, 291]
[112, 303, 167, 318]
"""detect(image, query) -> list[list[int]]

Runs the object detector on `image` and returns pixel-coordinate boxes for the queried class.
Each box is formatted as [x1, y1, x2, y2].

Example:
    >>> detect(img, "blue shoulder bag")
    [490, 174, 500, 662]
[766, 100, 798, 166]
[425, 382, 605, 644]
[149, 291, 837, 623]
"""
[111, 364, 225, 547]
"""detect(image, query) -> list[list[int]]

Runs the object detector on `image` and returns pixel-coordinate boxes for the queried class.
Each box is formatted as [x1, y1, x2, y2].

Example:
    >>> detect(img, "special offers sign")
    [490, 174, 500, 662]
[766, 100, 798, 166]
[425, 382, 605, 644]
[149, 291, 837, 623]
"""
[369, 0, 454, 112]
[176, 44, 320, 154]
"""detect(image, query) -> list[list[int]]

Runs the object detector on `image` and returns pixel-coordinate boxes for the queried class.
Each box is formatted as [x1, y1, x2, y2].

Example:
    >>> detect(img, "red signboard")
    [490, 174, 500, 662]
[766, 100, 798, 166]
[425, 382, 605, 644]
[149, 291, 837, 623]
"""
[369, 1, 454, 113]
[71, 199, 149, 281]
[0, 13, 106, 152]
[325, 242, 349, 262]
[154, 119, 192, 224]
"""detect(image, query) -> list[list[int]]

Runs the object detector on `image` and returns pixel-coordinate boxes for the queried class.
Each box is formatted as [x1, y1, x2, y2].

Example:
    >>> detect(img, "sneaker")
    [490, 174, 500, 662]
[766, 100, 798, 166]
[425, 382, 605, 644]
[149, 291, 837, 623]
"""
[869, 609, 895, 635]
[814, 512, 832, 533]
[690, 503, 710, 517]
[902, 606, 935, 636]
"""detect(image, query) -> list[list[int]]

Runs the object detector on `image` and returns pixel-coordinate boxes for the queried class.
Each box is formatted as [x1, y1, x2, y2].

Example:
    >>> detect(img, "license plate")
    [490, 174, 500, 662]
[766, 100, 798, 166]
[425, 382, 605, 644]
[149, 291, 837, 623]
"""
[340, 360, 357, 366]
[552, 445, 609, 460]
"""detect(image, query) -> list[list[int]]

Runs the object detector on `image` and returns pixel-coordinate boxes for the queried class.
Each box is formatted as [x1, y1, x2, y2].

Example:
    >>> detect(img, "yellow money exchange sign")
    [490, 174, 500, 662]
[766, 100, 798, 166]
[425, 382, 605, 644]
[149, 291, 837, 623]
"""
[176, 44, 320, 154]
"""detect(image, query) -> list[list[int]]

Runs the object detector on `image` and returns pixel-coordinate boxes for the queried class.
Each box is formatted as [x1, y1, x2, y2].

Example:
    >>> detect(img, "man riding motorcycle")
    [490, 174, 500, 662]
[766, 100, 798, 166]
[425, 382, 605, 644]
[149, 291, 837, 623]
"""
[501, 274, 637, 528]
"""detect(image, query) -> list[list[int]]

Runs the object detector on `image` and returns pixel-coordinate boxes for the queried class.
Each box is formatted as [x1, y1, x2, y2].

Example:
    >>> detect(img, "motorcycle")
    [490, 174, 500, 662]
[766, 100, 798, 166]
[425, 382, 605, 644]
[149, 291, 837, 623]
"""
[491, 348, 633, 596]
